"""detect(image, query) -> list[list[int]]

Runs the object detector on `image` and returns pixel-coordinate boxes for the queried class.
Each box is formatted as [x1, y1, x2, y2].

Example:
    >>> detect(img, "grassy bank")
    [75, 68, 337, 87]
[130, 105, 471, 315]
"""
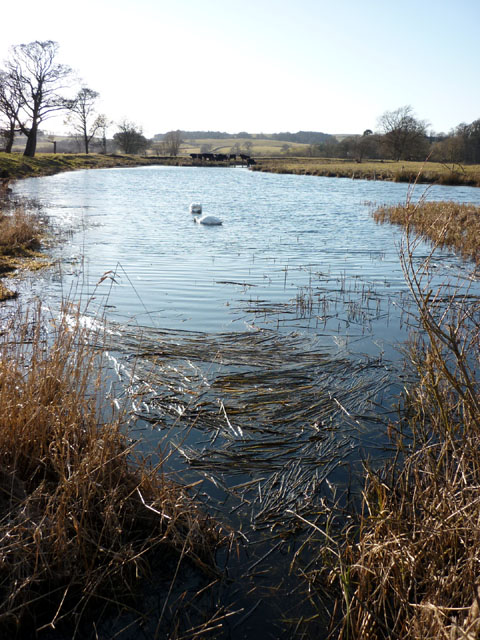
[4, 152, 480, 189]
[251, 157, 480, 187]
[0, 152, 179, 181]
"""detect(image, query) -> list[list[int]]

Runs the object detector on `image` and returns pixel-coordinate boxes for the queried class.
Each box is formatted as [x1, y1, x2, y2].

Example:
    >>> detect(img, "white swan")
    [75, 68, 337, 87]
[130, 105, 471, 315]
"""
[195, 214, 223, 226]
[190, 203, 202, 214]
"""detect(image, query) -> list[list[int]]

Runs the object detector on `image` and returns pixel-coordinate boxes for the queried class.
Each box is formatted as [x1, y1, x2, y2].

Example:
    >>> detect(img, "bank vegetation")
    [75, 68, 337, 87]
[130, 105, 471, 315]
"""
[250, 157, 480, 187]
[313, 200, 480, 639]
[0, 195, 46, 300]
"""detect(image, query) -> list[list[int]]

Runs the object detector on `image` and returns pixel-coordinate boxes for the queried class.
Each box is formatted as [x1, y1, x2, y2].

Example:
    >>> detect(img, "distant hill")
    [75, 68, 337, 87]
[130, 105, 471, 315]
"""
[154, 130, 336, 144]
[268, 131, 336, 144]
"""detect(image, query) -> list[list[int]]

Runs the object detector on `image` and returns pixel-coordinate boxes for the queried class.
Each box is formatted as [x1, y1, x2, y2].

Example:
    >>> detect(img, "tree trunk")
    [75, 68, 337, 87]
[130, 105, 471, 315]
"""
[4, 125, 15, 153]
[23, 123, 38, 157]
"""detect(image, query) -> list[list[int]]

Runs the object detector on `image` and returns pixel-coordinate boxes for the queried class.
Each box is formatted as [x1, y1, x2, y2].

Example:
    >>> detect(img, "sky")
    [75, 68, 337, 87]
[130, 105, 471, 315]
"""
[1, 0, 479, 138]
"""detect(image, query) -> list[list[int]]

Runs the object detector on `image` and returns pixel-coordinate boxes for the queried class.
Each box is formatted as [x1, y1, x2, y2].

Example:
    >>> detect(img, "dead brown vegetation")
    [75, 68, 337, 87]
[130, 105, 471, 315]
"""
[318, 203, 480, 639]
[0, 203, 45, 299]
[0, 304, 222, 637]
[374, 200, 480, 264]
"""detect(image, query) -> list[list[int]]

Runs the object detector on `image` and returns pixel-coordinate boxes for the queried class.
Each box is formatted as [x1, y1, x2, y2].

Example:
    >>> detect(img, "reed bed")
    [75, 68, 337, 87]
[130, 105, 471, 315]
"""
[251, 158, 480, 186]
[306, 203, 480, 639]
[0, 303, 222, 638]
[0, 199, 46, 300]
[374, 200, 480, 265]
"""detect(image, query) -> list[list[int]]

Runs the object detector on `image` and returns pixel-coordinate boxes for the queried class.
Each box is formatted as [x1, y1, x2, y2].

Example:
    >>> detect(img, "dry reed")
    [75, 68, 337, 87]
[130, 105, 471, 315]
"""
[317, 202, 480, 639]
[0, 205, 42, 256]
[0, 201, 46, 300]
[0, 303, 222, 637]
[374, 200, 480, 265]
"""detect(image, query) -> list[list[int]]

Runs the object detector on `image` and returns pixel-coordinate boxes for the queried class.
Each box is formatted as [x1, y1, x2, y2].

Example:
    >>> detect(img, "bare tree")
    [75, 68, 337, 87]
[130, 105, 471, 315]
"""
[66, 87, 104, 154]
[243, 140, 253, 154]
[5, 40, 74, 157]
[95, 115, 111, 154]
[163, 130, 182, 156]
[113, 120, 149, 154]
[0, 71, 22, 152]
[456, 119, 480, 164]
[378, 105, 428, 161]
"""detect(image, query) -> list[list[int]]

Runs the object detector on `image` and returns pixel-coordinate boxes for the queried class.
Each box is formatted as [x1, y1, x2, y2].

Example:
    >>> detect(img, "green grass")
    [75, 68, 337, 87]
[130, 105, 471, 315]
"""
[0, 152, 169, 180]
[177, 137, 309, 156]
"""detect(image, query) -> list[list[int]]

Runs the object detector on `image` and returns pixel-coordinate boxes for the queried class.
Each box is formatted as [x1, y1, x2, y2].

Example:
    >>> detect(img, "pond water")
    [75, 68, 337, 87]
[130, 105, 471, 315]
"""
[10, 167, 480, 638]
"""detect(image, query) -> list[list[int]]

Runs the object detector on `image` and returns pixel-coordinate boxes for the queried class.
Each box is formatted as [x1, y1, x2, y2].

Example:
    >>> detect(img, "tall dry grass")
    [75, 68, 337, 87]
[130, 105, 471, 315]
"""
[374, 200, 480, 265]
[321, 205, 480, 639]
[0, 303, 222, 637]
[250, 158, 480, 186]
[0, 205, 42, 258]
[0, 201, 46, 300]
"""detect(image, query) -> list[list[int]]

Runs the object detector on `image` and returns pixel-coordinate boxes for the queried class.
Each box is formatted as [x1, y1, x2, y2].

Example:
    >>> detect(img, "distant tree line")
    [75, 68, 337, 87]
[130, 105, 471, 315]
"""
[154, 130, 335, 145]
[307, 106, 480, 165]
[269, 131, 335, 144]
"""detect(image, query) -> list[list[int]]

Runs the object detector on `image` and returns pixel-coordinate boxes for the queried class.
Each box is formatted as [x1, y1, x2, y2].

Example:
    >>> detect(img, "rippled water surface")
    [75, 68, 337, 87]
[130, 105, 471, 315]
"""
[11, 167, 480, 638]
[12, 166, 479, 334]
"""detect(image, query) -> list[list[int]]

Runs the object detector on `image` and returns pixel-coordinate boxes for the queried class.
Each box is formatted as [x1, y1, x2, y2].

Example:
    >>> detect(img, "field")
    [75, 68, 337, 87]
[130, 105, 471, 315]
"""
[176, 136, 311, 156]
[8, 134, 311, 157]
[250, 157, 480, 186]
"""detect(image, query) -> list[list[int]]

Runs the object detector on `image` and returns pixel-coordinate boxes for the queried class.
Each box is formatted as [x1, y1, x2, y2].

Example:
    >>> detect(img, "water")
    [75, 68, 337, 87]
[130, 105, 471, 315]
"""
[12, 166, 480, 363]
[11, 167, 480, 638]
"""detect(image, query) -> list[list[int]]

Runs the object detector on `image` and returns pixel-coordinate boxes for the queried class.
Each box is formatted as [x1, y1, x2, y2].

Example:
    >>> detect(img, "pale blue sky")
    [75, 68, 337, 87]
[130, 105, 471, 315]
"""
[1, 0, 478, 137]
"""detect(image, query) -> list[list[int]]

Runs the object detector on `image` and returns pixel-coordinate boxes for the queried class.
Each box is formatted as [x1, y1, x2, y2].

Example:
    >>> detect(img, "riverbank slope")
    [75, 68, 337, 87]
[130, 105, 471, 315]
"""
[3, 152, 480, 187]
[250, 157, 480, 186]
[0, 152, 182, 180]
